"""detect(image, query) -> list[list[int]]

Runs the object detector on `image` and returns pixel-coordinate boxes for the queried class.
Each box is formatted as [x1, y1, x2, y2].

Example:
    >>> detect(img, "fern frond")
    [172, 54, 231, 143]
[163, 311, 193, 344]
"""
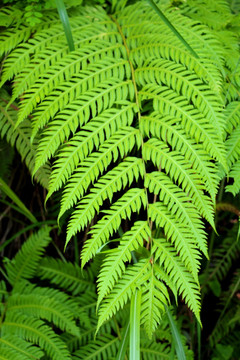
[136, 58, 224, 130]
[0, 7, 121, 86]
[38, 257, 95, 295]
[129, 34, 223, 94]
[143, 138, 215, 227]
[209, 306, 238, 347]
[0, 6, 23, 28]
[140, 339, 171, 359]
[149, 203, 201, 281]
[1, 313, 71, 360]
[0, 92, 50, 188]
[0, 348, 31, 360]
[141, 265, 170, 338]
[73, 334, 119, 360]
[226, 159, 240, 194]
[0, 0, 230, 339]
[62, 308, 114, 352]
[152, 239, 201, 322]
[139, 85, 226, 165]
[0, 14, 64, 75]
[224, 101, 240, 194]
[97, 259, 150, 331]
[208, 231, 240, 282]
[180, 0, 232, 30]
[12, 279, 83, 320]
[0, 25, 32, 58]
[10, 41, 125, 104]
[5, 226, 51, 286]
[19, 77, 133, 133]
[0, 335, 44, 360]
[225, 123, 240, 167]
[97, 221, 151, 307]
[58, 127, 141, 220]
[81, 188, 147, 267]
[225, 101, 240, 135]
[7, 294, 80, 336]
[145, 172, 208, 257]
[39, 103, 136, 193]
[67, 157, 144, 240]
[153, 263, 178, 305]
[140, 113, 220, 201]
[18, 58, 130, 132]
[0, 280, 7, 304]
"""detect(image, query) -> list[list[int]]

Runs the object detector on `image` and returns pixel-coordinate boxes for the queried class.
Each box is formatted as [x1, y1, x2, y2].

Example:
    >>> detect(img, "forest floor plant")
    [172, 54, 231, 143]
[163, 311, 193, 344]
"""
[0, 0, 240, 358]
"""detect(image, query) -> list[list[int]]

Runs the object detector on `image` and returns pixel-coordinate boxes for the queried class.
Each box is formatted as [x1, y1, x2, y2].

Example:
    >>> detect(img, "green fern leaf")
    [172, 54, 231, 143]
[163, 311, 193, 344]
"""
[226, 160, 240, 195]
[97, 221, 151, 307]
[0, 0, 231, 338]
[10, 41, 125, 104]
[129, 36, 223, 94]
[0, 17, 68, 82]
[2, 313, 71, 360]
[81, 188, 147, 267]
[67, 157, 144, 240]
[0, 348, 30, 360]
[58, 127, 141, 220]
[7, 294, 80, 336]
[0, 92, 50, 188]
[140, 339, 171, 359]
[0, 25, 32, 59]
[139, 85, 226, 167]
[149, 202, 201, 281]
[12, 279, 83, 320]
[140, 113, 219, 201]
[153, 263, 178, 304]
[34, 101, 136, 176]
[73, 334, 119, 359]
[18, 58, 130, 134]
[153, 239, 201, 322]
[135, 58, 224, 131]
[5, 226, 51, 286]
[208, 231, 240, 282]
[38, 257, 95, 295]
[143, 138, 215, 228]
[225, 123, 240, 167]
[97, 259, 150, 331]
[145, 172, 208, 257]
[18, 78, 134, 133]
[0, 335, 44, 360]
[141, 265, 170, 338]
[224, 101, 240, 135]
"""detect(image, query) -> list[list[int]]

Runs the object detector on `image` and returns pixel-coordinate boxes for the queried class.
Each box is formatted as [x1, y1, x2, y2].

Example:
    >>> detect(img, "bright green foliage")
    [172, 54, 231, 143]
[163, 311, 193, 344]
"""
[73, 334, 119, 359]
[5, 226, 51, 286]
[0, 227, 76, 359]
[0, 228, 176, 359]
[0, 0, 239, 342]
[224, 102, 240, 194]
[0, 90, 51, 189]
[97, 221, 151, 307]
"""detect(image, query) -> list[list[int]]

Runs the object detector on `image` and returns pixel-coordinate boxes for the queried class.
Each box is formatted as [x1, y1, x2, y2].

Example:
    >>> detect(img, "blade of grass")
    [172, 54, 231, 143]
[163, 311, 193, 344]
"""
[197, 320, 201, 360]
[116, 320, 130, 360]
[165, 306, 186, 360]
[146, 0, 199, 58]
[0, 177, 37, 223]
[55, 0, 75, 52]
[130, 289, 141, 360]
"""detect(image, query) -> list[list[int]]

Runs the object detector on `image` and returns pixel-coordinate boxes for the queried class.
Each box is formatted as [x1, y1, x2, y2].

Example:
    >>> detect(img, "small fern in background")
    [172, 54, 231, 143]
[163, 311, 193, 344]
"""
[0, 0, 240, 358]
[0, 227, 183, 359]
